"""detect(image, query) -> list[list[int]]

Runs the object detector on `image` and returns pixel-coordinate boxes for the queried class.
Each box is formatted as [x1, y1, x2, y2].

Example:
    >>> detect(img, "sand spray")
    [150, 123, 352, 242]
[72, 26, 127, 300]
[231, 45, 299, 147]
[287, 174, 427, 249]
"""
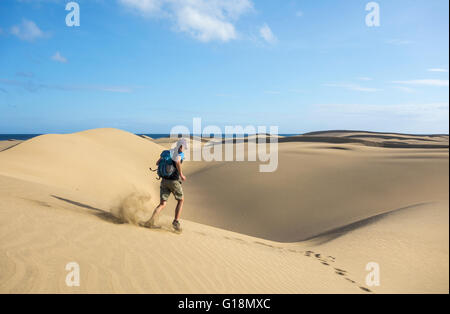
[111, 192, 153, 225]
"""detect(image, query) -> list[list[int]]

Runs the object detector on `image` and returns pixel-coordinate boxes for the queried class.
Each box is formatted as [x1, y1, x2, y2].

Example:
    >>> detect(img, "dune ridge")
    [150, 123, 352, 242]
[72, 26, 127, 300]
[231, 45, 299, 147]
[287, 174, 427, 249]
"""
[0, 129, 163, 210]
[207, 130, 449, 149]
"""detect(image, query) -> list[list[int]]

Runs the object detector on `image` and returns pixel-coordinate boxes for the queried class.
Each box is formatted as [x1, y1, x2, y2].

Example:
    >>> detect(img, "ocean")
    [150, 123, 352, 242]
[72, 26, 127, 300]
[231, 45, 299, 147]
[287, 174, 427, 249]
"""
[0, 134, 43, 141]
[0, 134, 172, 141]
[0, 134, 300, 141]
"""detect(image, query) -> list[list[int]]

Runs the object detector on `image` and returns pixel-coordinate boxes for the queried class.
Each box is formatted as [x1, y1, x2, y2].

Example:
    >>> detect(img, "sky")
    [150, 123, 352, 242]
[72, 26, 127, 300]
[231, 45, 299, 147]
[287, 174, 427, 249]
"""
[0, 0, 448, 134]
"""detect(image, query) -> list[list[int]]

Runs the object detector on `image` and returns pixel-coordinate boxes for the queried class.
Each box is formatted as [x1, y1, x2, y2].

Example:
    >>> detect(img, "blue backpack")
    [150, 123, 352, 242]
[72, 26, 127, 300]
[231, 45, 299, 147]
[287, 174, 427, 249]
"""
[152, 150, 184, 180]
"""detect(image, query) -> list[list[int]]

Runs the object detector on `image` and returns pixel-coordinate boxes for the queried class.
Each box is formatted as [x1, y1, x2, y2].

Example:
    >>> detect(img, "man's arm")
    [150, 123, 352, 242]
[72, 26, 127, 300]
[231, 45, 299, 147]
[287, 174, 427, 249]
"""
[156, 157, 162, 166]
[175, 160, 186, 181]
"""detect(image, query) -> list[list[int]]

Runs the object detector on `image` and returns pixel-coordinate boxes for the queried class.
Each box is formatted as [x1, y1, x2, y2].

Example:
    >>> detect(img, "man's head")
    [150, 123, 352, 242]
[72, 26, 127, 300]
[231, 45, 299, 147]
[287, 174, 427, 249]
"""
[176, 138, 188, 153]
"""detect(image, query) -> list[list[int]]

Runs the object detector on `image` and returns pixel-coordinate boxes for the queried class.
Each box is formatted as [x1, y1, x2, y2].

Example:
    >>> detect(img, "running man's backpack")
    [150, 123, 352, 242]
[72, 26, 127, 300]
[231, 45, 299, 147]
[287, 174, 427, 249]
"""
[157, 150, 176, 179]
[150, 150, 185, 180]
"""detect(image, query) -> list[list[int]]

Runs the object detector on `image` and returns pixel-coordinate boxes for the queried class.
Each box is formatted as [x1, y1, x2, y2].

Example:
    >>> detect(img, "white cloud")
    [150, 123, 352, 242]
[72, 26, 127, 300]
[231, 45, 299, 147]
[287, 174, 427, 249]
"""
[259, 23, 277, 44]
[119, 0, 253, 42]
[392, 79, 449, 87]
[357, 77, 372, 81]
[315, 102, 449, 122]
[289, 89, 305, 94]
[10, 19, 46, 41]
[394, 86, 415, 93]
[386, 39, 413, 45]
[119, 0, 163, 14]
[324, 83, 381, 92]
[264, 90, 281, 95]
[0, 78, 134, 93]
[428, 68, 449, 73]
[176, 6, 236, 42]
[16, 71, 34, 78]
[51, 51, 68, 63]
[216, 93, 233, 97]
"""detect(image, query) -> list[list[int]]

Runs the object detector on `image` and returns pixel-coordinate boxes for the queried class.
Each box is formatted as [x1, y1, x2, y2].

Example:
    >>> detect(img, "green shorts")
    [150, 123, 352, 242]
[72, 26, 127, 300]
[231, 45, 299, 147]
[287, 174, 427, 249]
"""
[160, 179, 184, 201]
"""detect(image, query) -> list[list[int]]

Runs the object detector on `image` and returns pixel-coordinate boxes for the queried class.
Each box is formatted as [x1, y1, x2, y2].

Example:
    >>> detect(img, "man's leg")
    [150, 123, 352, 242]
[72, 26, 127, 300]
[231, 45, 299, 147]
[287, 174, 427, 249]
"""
[174, 198, 184, 222]
[172, 198, 184, 232]
[145, 200, 166, 227]
[145, 180, 170, 227]
[171, 180, 184, 231]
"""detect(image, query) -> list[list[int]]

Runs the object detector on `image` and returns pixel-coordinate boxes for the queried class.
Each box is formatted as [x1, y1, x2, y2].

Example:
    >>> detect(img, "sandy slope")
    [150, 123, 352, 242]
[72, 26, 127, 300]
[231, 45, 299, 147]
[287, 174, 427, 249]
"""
[305, 201, 449, 294]
[0, 174, 371, 294]
[0, 128, 448, 293]
[300, 131, 449, 148]
[0, 129, 161, 211]
[0, 140, 22, 152]
[184, 142, 448, 242]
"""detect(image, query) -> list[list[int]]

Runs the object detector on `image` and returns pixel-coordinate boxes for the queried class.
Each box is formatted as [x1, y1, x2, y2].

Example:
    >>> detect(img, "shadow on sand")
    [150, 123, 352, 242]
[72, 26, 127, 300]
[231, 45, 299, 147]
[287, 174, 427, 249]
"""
[305, 202, 432, 245]
[51, 195, 125, 225]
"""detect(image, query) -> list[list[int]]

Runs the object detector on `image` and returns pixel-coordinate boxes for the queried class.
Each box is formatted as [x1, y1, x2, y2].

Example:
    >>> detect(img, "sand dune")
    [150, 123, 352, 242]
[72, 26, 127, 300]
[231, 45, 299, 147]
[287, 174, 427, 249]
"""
[305, 201, 449, 294]
[209, 131, 449, 149]
[299, 130, 449, 148]
[184, 142, 448, 242]
[0, 128, 448, 293]
[0, 129, 162, 210]
[0, 174, 376, 294]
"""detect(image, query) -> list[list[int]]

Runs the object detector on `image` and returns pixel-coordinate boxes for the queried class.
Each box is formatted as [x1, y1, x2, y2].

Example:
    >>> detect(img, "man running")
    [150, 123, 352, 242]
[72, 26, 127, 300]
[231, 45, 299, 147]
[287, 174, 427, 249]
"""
[145, 138, 187, 232]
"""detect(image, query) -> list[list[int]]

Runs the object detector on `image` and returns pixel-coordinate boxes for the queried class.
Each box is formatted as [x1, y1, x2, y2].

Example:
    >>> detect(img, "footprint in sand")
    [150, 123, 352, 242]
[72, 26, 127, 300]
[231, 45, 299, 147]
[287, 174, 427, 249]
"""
[345, 278, 356, 284]
[215, 242, 370, 293]
[334, 268, 347, 273]
[359, 287, 372, 293]
[248, 245, 371, 293]
[294, 249, 372, 293]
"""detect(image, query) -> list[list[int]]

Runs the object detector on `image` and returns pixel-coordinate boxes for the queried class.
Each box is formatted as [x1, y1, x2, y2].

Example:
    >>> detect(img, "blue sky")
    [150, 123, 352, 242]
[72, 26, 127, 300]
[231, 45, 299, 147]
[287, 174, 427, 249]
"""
[0, 0, 448, 134]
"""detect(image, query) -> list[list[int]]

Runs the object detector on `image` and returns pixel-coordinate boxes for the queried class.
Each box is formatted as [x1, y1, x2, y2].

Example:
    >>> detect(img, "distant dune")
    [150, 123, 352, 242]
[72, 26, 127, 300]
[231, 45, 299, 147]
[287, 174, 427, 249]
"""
[0, 128, 448, 293]
[139, 135, 154, 141]
[287, 130, 449, 149]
